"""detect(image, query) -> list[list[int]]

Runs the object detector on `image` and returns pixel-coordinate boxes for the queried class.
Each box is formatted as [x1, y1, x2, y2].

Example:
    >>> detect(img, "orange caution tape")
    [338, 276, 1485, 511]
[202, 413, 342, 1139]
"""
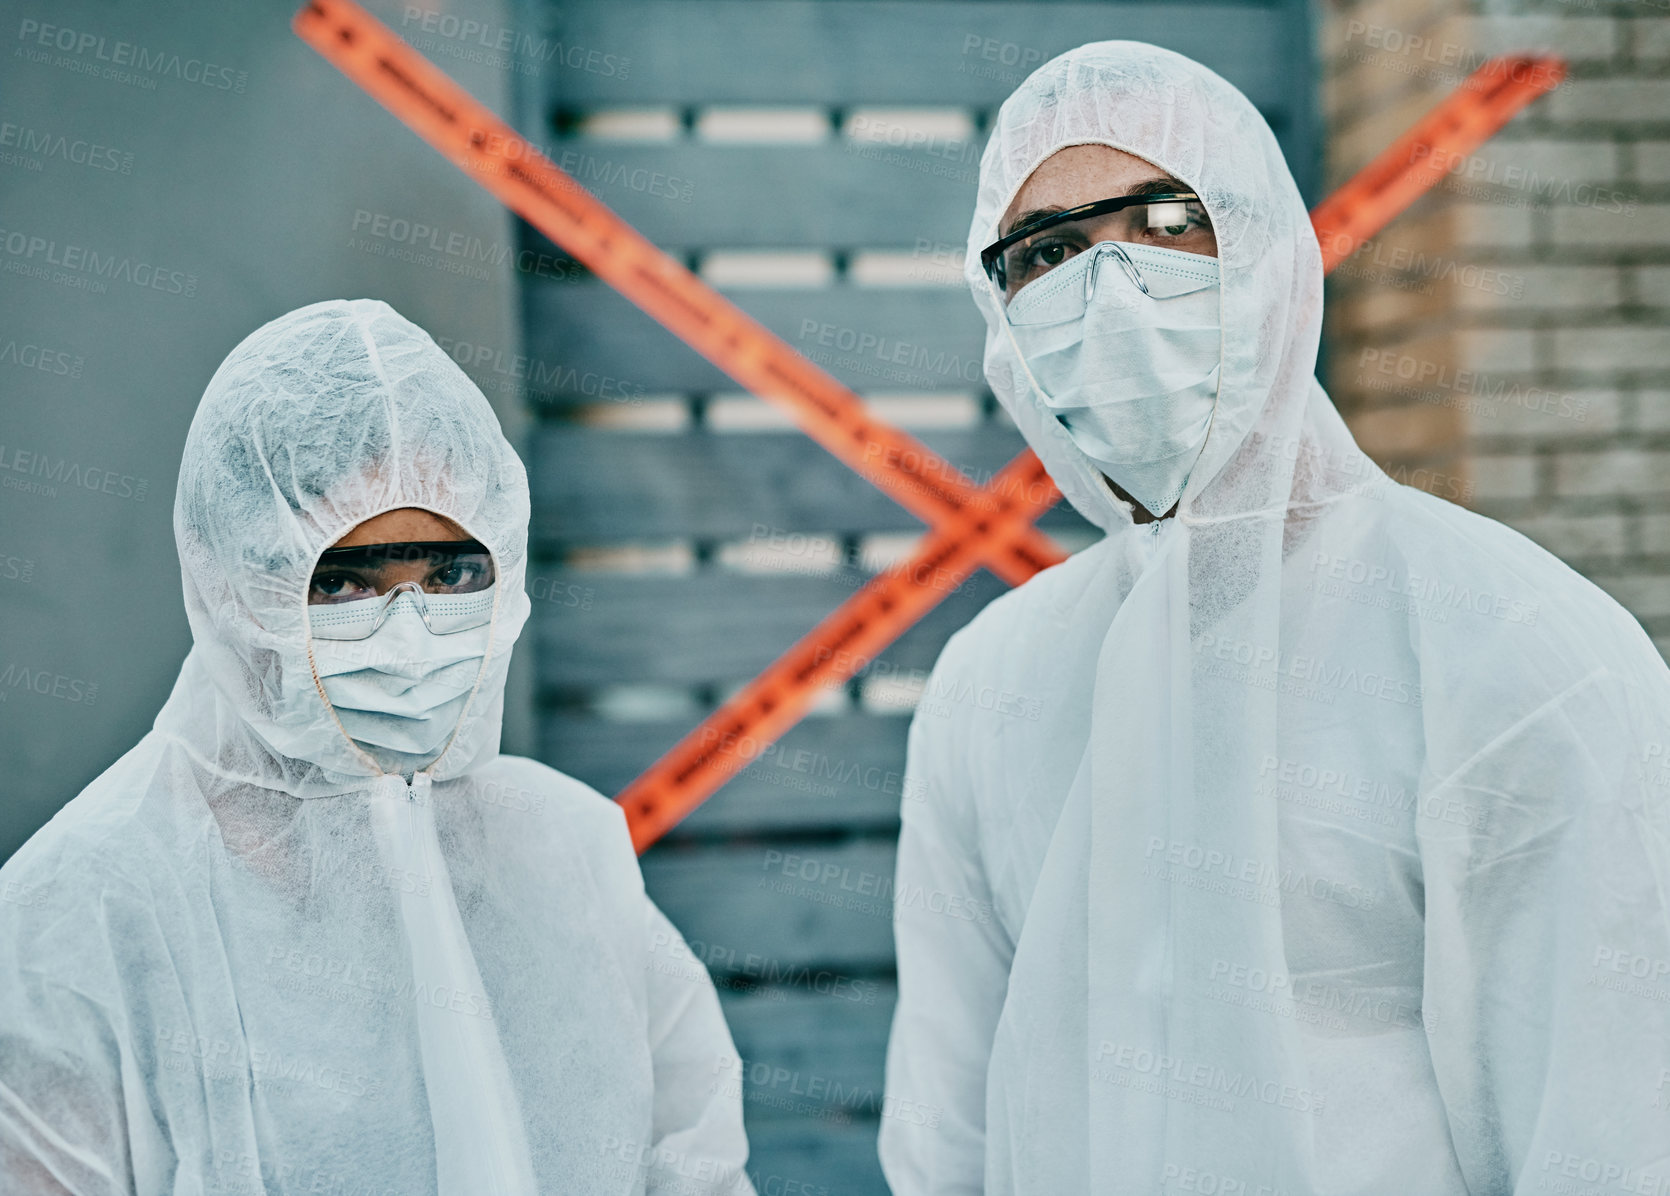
[293, 0, 1562, 851]
[295, 0, 1061, 588]
[620, 452, 1059, 849]
[1311, 55, 1565, 271]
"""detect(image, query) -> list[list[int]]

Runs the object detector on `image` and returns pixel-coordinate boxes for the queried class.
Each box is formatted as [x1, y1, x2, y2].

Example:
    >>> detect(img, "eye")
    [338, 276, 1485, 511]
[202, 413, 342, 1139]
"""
[1025, 241, 1072, 270]
[309, 570, 373, 604]
[429, 559, 490, 592]
[1004, 232, 1094, 295]
[1144, 201, 1209, 241]
[1020, 235, 1085, 274]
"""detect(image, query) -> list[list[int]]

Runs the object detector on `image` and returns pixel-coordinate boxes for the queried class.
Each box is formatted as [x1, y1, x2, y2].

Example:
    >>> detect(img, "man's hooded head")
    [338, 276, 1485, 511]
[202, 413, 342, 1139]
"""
[966, 42, 1335, 533]
[166, 299, 532, 795]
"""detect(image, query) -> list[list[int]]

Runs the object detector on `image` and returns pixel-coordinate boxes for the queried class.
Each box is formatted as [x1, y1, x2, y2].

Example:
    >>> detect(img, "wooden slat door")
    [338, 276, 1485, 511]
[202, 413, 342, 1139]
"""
[516, 2, 1317, 1188]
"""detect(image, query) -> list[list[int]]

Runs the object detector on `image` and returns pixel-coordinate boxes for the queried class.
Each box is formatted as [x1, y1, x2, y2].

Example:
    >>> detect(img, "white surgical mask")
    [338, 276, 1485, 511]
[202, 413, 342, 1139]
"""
[310, 591, 491, 766]
[1003, 240, 1221, 518]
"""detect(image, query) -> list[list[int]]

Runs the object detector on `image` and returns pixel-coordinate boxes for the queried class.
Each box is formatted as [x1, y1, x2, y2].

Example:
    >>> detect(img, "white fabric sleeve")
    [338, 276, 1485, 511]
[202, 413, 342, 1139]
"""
[1419, 670, 1670, 1192]
[642, 898, 755, 1196]
[879, 696, 1015, 1196]
[0, 970, 131, 1194]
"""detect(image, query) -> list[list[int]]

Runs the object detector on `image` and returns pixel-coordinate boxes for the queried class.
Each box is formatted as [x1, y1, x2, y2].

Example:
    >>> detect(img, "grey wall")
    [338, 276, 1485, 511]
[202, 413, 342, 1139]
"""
[0, 0, 527, 860]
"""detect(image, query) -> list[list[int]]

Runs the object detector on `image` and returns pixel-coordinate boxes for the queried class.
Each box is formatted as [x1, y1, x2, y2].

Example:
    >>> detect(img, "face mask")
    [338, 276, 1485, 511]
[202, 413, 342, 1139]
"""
[1003, 240, 1221, 518]
[309, 592, 491, 765]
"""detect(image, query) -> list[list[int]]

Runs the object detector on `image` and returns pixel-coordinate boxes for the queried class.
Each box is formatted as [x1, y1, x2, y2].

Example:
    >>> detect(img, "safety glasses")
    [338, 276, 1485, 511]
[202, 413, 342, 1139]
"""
[307, 581, 498, 641]
[981, 191, 1210, 296]
[1002, 239, 1220, 328]
[306, 539, 497, 641]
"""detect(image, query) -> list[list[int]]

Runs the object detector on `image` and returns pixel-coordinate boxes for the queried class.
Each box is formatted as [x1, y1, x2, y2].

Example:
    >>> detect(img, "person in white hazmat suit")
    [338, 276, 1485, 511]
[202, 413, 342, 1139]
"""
[879, 42, 1670, 1195]
[0, 299, 755, 1196]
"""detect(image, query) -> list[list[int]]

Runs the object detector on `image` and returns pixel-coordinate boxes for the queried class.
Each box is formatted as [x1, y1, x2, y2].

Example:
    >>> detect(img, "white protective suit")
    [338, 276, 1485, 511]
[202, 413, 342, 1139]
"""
[0, 300, 753, 1196]
[880, 43, 1670, 1196]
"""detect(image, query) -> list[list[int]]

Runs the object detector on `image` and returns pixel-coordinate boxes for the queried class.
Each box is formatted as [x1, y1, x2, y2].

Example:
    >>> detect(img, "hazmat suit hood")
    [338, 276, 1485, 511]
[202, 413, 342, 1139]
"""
[966, 41, 1356, 536]
[159, 297, 532, 794]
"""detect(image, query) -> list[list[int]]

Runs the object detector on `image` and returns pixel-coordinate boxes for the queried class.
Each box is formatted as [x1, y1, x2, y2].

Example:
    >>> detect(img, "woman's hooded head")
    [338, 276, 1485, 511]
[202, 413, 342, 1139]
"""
[163, 299, 532, 795]
[966, 42, 1340, 534]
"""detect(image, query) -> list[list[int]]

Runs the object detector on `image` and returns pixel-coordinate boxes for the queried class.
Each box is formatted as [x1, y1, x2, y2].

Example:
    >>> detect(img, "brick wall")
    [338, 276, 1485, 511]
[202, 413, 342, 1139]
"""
[1323, 0, 1670, 655]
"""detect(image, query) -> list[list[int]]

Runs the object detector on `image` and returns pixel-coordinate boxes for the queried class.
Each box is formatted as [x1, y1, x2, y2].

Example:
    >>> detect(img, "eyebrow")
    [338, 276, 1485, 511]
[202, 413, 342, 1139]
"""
[1001, 175, 1195, 238]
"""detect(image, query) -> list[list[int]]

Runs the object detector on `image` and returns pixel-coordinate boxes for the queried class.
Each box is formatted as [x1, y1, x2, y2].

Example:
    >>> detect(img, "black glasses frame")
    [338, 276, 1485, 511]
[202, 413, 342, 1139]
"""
[314, 539, 492, 569]
[980, 191, 1203, 290]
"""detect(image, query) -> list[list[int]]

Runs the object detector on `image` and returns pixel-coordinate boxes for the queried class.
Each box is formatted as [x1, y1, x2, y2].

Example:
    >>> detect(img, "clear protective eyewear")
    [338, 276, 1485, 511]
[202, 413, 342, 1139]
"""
[306, 539, 497, 641]
[1001, 239, 1220, 328]
[981, 190, 1212, 298]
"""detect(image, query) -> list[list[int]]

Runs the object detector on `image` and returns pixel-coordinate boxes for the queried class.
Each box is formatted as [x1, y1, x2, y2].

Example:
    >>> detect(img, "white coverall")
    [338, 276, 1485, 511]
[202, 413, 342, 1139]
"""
[0, 300, 754, 1196]
[880, 42, 1670, 1196]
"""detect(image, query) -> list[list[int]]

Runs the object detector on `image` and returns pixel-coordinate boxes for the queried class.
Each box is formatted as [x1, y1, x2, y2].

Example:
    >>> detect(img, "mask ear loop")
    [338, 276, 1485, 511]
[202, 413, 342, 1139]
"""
[987, 271, 1051, 399]
[306, 632, 392, 779]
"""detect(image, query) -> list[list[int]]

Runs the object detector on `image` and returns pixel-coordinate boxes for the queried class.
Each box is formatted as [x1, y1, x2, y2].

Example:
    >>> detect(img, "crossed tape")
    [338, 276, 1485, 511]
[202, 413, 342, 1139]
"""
[294, 0, 1563, 850]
